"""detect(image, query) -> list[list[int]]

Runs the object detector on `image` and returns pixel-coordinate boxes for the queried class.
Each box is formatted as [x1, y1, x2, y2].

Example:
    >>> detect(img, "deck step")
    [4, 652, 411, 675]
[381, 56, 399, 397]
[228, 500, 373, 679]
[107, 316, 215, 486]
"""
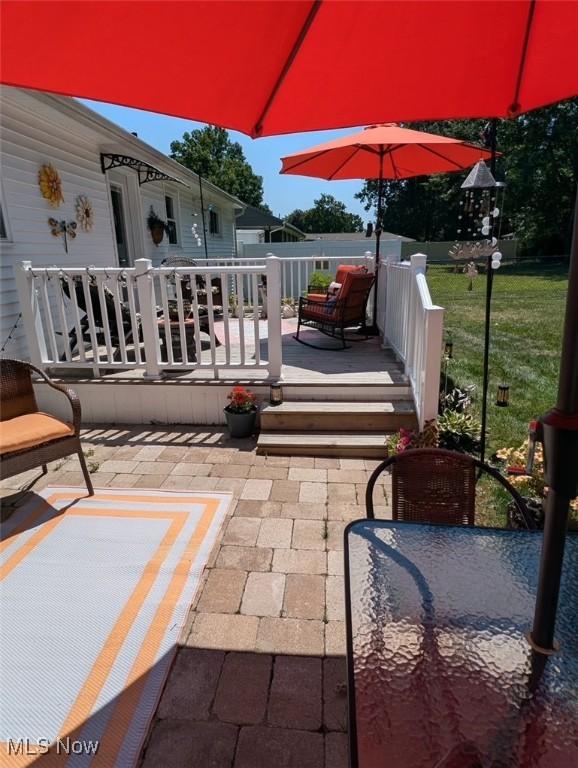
[260, 401, 416, 432]
[257, 432, 396, 458]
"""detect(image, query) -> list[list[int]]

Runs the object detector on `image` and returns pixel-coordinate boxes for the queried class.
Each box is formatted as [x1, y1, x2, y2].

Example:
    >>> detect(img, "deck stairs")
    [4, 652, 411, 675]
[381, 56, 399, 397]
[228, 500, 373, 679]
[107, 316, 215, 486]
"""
[256, 380, 417, 458]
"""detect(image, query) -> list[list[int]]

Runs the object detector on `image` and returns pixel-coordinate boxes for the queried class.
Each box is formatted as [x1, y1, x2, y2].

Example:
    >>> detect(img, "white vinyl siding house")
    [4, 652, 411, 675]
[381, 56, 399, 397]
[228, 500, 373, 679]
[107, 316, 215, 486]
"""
[0, 86, 243, 360]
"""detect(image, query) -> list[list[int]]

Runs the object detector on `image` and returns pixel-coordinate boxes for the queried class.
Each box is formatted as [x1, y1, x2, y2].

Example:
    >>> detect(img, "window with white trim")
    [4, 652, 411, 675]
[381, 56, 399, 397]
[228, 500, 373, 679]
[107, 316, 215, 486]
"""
[0, 204, 7, 240]
[209, 207, 221, 236]
[165, 194, 179, 245]
[0, 183, 9, 241]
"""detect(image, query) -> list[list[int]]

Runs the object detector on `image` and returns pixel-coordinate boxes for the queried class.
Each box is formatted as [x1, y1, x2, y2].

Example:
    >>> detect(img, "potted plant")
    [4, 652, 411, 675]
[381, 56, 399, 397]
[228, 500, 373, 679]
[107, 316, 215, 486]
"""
[224, 386, 257, 438]
[147, 206, 166, 246]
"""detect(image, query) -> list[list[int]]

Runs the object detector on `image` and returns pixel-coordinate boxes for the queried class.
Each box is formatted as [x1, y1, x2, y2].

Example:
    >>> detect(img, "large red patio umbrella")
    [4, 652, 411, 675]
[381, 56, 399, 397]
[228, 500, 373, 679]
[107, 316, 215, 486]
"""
[2, 0, 577, 653]
[280, 123, 494, 327]
[1, 1, 577, 138]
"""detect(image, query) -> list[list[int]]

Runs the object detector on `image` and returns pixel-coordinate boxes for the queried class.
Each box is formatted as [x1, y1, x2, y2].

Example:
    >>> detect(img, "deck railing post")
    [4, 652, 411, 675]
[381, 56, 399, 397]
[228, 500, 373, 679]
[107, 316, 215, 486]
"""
[134, 258, 161, 378]
[266, 253, 282, 381]
[15, 261, 48, 367]
[421, 305, 444, 428]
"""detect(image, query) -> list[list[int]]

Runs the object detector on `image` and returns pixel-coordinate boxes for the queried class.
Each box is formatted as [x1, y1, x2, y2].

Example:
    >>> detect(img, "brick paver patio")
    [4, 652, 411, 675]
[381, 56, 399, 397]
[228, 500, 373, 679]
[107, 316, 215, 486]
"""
[1, 426, 391, 768]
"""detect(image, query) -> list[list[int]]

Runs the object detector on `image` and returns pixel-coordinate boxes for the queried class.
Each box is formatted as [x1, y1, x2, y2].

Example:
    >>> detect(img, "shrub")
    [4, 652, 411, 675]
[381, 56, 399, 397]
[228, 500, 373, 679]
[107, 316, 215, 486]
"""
[440, 385, 475, 414]
[308, 270, 332, 293]
[437, 409, 481, 454]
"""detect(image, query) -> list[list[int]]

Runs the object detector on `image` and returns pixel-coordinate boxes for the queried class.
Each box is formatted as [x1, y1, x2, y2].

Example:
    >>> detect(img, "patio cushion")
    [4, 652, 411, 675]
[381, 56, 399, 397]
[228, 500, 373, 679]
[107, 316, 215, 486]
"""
[306, 265, 366, 303]
[0, 413, 74, 455]
[301, 303, 338, 322]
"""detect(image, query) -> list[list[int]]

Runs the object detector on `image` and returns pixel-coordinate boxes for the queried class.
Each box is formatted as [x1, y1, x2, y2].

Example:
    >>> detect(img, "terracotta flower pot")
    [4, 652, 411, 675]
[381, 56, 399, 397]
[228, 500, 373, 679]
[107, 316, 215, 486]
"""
[224, 408, 257, 438]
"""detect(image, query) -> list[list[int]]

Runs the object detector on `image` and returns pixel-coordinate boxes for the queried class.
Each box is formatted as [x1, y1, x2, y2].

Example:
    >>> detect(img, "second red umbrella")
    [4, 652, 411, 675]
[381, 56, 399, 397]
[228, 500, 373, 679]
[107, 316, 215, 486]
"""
[280, 123, 493, 327]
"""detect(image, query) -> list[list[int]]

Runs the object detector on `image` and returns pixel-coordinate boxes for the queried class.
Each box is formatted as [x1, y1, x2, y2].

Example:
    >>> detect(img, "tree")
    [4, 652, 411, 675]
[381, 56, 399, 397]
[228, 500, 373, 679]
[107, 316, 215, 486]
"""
[355, 100, 578, 255]
[170, 126, 267, 208]
[286, 194, 364, 233]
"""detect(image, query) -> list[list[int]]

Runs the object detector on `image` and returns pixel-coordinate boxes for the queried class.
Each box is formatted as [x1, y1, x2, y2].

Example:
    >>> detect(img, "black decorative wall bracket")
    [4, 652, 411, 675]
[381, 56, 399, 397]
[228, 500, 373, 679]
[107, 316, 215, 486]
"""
[100, 153, 186, 186]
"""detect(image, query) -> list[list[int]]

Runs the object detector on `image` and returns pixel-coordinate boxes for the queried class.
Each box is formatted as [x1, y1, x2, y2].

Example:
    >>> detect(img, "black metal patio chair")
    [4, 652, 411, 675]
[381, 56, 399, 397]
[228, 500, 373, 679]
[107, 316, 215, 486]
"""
[365, 447, 535, 528]
[294, 270, 375, 349]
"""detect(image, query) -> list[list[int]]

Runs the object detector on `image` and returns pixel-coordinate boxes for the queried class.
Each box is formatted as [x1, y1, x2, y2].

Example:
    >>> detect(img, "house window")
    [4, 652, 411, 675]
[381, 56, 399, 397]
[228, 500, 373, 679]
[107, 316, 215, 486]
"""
[314, 260, 329, 271]
[0, 204, 7, 240]
[209, 207, 220, 236]
[165, 194, 179, 245]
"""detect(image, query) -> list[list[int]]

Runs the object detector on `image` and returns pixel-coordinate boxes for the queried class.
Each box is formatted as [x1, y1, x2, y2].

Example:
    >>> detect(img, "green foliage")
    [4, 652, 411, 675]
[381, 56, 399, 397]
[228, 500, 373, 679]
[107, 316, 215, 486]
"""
[147, 206, 165, 228]
[437, 410, 482, 454]
[286, 194, 364, 233]
[355, 99, 578, 255]
[429, 261, 567, 451]
[308, 271, 332, 292]
[170, 126, 266, 208]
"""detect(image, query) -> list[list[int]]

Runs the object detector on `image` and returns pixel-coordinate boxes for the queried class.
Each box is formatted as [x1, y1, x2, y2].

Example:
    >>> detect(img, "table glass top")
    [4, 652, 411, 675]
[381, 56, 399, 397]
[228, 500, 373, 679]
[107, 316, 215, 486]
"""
[346, 521, 578, 768]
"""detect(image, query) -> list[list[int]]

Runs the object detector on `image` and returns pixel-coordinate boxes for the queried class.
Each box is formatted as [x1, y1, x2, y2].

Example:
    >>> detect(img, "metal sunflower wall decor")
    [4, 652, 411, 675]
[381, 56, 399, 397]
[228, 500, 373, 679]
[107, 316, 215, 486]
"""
[75, 194, 94, 232]
[38, 163, 64, 207]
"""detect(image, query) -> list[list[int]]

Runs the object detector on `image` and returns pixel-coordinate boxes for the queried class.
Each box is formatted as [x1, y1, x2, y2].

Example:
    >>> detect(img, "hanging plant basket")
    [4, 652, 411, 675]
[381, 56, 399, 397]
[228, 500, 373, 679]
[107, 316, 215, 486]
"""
[147, 206, 166, 246]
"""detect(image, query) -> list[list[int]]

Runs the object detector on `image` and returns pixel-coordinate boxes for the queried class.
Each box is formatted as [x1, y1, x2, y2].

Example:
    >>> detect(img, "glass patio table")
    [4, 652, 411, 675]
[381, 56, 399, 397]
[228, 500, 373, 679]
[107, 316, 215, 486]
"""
[344, 520, 578, 768]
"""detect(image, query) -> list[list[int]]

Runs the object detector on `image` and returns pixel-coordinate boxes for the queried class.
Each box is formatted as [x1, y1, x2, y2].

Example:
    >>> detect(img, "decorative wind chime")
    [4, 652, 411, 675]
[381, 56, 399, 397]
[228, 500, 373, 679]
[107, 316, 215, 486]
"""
[449, 160, 506, 276]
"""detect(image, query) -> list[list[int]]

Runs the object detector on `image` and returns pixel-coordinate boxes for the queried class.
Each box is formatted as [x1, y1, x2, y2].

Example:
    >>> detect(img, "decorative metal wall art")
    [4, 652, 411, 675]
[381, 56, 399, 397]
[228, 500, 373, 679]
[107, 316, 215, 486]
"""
[38, 163, 64, 207]
[48, 218, 77, 253]
[75, 195, 94, 232]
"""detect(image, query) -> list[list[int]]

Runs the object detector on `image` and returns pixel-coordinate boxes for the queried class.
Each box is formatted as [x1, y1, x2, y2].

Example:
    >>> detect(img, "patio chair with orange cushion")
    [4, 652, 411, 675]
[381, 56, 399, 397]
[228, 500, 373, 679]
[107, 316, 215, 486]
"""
[306, 264, 367, 303]
[0, 358, 94, 495]
[295, 269, 375, 349]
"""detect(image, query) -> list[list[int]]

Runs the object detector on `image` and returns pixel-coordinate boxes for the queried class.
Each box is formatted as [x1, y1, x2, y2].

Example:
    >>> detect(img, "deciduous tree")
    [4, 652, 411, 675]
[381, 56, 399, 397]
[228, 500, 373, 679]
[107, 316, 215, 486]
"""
[286, 194, 363, 233]
[170, 126, 267, 209]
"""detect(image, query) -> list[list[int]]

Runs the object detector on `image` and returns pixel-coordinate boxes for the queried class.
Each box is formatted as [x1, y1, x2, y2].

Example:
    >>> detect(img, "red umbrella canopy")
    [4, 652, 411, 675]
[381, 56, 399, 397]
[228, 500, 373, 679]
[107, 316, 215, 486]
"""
[280, 124, 494, 180]
[1, 1, 577, 138]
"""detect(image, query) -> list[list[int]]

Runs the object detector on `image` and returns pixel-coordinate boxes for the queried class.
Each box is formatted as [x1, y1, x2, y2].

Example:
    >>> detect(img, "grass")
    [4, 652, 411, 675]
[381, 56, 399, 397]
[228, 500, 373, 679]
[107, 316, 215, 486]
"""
[428, 260, 568, 455]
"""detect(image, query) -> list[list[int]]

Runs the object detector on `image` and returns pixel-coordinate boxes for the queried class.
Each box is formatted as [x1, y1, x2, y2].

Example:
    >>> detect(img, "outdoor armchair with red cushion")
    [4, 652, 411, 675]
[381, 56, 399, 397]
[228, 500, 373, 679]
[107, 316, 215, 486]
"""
[295, 269, 375, 349]
[306, 264, 367, 303]
[0, 358, 94, 495]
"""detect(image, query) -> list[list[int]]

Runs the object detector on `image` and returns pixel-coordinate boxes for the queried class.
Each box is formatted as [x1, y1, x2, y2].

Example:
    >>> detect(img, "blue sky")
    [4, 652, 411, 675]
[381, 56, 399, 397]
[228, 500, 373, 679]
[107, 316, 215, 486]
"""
[81, 99, 370, 223]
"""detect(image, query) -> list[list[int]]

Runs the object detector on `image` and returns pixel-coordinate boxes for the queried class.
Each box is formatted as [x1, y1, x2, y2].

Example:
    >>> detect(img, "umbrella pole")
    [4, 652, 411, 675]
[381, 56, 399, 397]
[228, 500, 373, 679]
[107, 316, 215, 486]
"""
[198, 175, 209, 260]
[531, 186, 578, 653]
[369, 157, 384, 333]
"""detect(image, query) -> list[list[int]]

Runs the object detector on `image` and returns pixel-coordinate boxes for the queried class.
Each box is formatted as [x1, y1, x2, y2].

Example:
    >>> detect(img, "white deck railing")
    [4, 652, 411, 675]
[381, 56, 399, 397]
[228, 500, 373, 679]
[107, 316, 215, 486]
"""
[380, 253, 444, 429]
[205, 253, 371, 307]
[15, 256, 282, 379]
[16, 251, 442, 426]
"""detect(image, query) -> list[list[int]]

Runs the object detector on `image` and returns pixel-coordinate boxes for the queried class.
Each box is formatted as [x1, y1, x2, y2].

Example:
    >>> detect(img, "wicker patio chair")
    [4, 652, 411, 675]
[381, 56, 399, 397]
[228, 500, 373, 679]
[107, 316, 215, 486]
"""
[295, 270, 375, 349]
[0, 358, 94, 495]
[365, 447, 534, 528]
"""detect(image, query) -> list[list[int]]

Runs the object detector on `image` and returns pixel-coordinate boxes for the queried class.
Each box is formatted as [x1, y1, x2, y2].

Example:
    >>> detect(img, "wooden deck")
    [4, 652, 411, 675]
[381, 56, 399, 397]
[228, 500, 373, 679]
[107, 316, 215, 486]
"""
[61, 318, 407, 388]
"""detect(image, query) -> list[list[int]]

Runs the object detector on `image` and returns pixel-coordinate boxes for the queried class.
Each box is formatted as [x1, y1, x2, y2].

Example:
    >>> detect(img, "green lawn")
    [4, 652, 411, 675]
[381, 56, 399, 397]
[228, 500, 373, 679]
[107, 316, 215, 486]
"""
[427, 261, 568, 455]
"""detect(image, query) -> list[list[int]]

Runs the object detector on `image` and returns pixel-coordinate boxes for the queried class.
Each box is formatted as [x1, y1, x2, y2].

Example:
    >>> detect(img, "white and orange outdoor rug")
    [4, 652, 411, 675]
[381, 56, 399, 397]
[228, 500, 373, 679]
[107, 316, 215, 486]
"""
[0, 486, 230, 767]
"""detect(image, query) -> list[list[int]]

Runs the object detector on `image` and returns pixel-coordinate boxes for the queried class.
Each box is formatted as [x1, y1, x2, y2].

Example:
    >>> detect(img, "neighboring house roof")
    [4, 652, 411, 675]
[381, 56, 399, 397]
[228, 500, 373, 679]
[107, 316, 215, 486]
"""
[29, 90, 246, 211]
[236, 204, 305, 238]
[304, 231, 414, 242]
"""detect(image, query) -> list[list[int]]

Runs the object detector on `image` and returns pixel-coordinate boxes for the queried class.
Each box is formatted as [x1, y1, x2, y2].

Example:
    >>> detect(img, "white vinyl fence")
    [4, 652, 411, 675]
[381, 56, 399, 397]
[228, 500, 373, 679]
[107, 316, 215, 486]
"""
[380, 253, 444, 428]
